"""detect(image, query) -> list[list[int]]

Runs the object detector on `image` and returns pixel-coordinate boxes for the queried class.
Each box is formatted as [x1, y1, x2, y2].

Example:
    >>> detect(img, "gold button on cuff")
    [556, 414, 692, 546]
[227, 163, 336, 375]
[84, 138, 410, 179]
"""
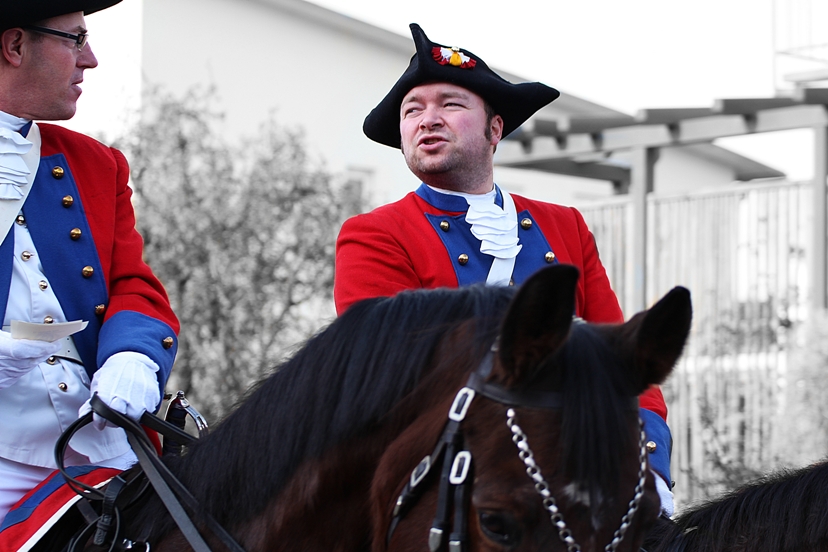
[39, 280, 48, 290]
[52, 166, 65, 179]
[544, 251, 556, 263]
[439, 220, 450, 232]
[62, 195, 74, 207]
[646, 441, 657, 454]
[162, 336, 174, 349]
[58, 382, 68, 391]
[82, 266, 94, 278]
[47, 356, 57, 365]
[520, 218, 533, 229]
[95, 304, 106, 315]
[70, 228, 82, 240]
[44, 315, 54, 324]
[458, 253, 469, 265]
[15, 215, 25, 225]
[21, 251, 32, 261]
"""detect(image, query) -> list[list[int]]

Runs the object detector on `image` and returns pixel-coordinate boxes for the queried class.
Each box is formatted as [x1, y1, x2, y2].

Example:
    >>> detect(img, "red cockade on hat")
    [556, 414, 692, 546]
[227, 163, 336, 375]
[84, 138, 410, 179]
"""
[432, 46, 477, 69]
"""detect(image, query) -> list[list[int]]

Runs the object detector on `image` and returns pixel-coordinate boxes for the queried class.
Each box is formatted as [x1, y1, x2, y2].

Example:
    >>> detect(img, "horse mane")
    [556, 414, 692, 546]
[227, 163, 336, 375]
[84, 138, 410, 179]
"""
[534, 323, 640, 514]
[645, 460, 828, 551]
[133, 284, 515, 537]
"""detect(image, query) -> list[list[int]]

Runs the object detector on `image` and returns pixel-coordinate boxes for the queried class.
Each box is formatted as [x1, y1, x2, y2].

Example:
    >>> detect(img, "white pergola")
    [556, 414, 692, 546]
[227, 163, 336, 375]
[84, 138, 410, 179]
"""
[498, 88, 828, 312]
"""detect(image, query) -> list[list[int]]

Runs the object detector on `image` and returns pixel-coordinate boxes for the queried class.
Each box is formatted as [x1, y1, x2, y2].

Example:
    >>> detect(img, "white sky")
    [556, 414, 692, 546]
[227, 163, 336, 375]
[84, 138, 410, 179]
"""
[74, 0, 828, 180]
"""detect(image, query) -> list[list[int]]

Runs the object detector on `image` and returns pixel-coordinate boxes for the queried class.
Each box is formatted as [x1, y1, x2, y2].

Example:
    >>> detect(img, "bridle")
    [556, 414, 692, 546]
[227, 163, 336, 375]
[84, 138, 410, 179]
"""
[386, 345, 648, 552]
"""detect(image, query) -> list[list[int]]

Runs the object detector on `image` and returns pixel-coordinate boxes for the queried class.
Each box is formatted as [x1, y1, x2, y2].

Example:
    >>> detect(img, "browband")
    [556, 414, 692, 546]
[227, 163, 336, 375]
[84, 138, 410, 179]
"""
[467, 350, 640, 412]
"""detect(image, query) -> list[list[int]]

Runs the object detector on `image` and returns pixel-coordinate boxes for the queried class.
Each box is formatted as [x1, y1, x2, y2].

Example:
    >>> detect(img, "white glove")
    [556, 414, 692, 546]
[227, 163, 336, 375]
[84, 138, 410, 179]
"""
[79, 352, 161, 431]
[0, 330, 62, 390]
[653, 470, 674, 517]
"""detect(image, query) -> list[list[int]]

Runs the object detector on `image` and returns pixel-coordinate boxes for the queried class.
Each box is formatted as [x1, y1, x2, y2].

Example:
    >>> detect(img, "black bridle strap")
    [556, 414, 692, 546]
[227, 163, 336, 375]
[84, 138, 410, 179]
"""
[448, 452, 472, 552]
[428, 433, 459, 551]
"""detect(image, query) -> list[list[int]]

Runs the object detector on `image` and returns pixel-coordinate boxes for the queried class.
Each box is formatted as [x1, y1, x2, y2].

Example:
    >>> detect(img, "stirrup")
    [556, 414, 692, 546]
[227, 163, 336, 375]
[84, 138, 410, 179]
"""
[161, 391, 209, 457]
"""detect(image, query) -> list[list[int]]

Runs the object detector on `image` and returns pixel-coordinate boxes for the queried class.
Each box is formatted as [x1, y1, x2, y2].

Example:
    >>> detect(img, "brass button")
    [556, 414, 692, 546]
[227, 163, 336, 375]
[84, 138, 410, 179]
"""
[15, 214, 25, 225]
[520, 218, 533, 229]
[52, 166, 65, 179]
[509, 279, 515, 286]
[162, 336, 174, 349]
[58, 382, 68, 391]
[458, 253, 469, 265]
[44, 315, 54, 324]
[70, 228, 82, 240]
[545, 251, 556, 263]
[39, 280, 48, 290]
[646, 441, 657, 453]
[62, 195, 74, 207]
[82, 266, 94, 278]
[439, 220, 450, 232]
[21, 251, 32, 261]
[95, 304, 106, 315]
[47, 356, 57, 365]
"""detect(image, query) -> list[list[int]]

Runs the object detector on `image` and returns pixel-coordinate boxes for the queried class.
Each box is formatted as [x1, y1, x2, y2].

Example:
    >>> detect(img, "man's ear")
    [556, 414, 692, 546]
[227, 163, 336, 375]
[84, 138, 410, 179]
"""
[490, 114, 503, 147]
[1, 28, 26, 67]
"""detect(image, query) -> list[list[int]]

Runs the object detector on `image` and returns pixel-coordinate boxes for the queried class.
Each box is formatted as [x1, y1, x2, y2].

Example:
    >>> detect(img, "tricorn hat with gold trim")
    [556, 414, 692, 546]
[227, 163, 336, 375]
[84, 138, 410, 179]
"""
[363, 23, 560, 149]
[1, 0, 122, 32]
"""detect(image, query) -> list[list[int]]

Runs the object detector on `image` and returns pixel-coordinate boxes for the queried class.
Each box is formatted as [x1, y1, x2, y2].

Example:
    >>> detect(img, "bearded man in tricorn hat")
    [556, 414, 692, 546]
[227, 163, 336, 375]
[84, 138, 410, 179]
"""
[334, 24, 675, 516]
[0, 0, 179, 521]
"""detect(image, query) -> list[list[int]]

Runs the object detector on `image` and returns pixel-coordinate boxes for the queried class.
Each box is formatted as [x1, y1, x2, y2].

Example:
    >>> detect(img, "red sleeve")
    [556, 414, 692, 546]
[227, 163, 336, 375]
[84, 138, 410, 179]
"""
[102, 148, 179, 333]
[334, 213, 421, 315]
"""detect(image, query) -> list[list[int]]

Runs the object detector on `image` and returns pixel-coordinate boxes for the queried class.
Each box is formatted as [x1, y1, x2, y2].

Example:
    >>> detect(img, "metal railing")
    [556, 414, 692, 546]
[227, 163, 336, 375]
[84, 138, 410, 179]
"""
[580, 180, 811, 505]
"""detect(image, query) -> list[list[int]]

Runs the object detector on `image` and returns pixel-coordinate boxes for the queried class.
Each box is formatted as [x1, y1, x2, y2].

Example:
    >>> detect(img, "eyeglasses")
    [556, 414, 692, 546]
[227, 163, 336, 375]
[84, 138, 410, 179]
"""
[24, 26, 89, 50]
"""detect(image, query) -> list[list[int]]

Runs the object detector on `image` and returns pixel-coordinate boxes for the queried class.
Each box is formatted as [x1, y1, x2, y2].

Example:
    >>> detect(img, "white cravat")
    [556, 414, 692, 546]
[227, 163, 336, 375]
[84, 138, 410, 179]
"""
[428, 185, 521, 285]
[0, 111, 33, 200]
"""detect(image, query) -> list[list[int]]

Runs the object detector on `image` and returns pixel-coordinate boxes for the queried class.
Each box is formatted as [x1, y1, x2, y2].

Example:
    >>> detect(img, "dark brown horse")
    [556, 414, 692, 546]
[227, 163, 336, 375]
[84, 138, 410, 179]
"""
[644, 460, 828, 552]
[108, 265, 692, 551]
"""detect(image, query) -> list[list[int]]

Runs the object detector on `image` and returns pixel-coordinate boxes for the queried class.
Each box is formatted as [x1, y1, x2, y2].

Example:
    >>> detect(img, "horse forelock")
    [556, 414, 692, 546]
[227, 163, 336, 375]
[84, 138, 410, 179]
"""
[552, 323, 640, 516]
[136, 284, 515, 541]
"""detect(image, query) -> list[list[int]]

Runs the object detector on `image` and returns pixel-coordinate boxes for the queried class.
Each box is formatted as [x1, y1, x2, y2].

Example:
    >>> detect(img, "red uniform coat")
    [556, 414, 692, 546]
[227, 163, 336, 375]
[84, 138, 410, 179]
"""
[335, 185, 667, 420]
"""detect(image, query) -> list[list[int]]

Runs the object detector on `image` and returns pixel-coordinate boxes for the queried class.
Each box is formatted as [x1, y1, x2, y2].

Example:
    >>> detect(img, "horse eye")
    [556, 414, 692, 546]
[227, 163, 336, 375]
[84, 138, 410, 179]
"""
[478, 511, 521, 546]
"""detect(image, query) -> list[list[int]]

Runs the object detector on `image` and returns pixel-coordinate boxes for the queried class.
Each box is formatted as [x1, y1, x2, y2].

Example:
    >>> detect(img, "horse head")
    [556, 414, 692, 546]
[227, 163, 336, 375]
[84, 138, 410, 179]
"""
[377, 265, 692, 552]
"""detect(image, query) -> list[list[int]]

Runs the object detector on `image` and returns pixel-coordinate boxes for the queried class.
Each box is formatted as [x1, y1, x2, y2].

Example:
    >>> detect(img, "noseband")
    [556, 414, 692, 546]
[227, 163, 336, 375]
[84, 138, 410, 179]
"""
[386, 345, 646, 552]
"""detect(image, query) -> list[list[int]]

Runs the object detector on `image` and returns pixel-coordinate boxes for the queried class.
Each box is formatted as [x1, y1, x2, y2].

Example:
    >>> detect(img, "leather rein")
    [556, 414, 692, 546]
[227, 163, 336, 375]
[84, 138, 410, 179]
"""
[386, 346, 646, 552]
[56, 394, 247, 552]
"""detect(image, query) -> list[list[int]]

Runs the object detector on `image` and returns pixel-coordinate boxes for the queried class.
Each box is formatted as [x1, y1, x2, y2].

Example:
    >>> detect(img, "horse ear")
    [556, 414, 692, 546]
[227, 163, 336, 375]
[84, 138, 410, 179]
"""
[494, 265, 579, 387]
[627, 286, 692, 389]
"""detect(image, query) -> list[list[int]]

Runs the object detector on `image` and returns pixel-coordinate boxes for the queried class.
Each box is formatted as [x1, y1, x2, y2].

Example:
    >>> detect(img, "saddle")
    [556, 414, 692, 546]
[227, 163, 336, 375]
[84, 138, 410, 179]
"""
[0, 392, 220, 552]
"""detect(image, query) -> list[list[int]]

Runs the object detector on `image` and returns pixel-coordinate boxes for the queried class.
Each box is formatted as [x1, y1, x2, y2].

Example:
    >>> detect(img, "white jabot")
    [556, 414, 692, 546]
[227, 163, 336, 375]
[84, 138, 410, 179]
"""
[0, 111, 34, 200]
[428, 186, 522, 259]
[427, 185, 521, 286]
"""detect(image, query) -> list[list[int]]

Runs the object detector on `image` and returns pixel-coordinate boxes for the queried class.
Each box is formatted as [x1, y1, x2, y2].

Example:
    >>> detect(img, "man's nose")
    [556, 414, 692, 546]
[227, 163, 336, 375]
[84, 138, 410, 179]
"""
[77, 43, 99, 69]
[419, 106, 443, 129]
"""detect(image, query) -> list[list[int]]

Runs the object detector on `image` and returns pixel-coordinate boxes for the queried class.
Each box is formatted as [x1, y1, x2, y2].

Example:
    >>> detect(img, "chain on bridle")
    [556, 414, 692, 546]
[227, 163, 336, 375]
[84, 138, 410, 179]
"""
[386, 345, 648, 552]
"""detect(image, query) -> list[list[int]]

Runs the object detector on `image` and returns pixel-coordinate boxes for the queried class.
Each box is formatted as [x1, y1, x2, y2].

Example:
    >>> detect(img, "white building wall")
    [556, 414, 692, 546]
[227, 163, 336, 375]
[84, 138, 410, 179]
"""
[141, 0, 422, 206]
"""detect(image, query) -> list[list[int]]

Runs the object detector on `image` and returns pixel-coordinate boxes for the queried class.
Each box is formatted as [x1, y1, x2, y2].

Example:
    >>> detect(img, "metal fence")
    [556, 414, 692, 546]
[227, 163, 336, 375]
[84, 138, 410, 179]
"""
[580, 180, 812, 505]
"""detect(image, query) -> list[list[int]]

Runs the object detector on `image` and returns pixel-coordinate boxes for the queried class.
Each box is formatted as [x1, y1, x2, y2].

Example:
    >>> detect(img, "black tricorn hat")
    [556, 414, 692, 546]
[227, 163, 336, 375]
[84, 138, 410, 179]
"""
[363, 23, 560, 149]
[1, 0, 122, 32]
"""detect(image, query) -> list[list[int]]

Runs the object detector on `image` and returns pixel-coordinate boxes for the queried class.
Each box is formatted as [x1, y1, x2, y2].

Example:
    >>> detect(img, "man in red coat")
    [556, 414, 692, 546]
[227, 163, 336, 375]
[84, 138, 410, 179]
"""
[0, 0, 179, 522]
[335, 24, 675, 515]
